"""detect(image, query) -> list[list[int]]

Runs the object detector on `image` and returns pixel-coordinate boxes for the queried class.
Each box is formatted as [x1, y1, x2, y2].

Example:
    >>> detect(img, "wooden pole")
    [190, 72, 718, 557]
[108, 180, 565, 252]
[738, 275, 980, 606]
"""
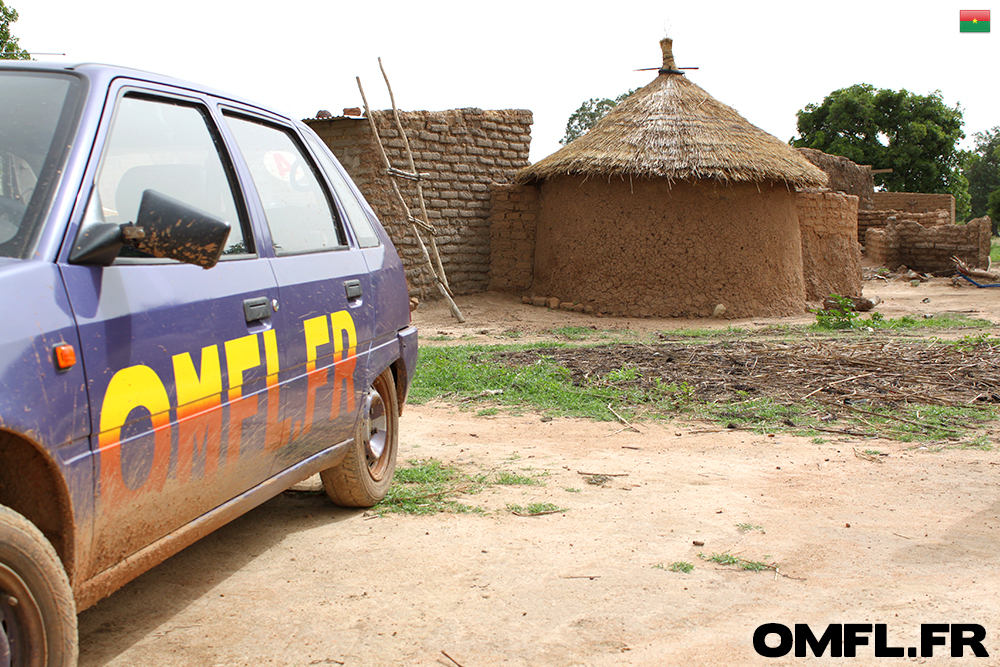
[379, 58, 451, 291]
[356, 77, 465, 322]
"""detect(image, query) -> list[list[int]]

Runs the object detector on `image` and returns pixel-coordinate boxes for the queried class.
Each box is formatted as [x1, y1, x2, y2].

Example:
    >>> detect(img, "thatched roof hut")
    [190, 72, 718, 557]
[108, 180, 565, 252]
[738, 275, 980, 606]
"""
[520, 39, 827, 189]
[512, 39, 828, 319]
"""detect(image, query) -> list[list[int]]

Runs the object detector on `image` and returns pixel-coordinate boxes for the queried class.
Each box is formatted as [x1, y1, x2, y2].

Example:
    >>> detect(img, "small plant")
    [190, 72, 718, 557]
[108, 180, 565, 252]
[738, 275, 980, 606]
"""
[499, 329, 523, 339]
[551, 326, 593, 340]
[668, 561, 694, 573]
[652, 378, 694, 410]
[700, 551, 772, 572]
[736, 523, 765, 534]
[476, 407, 500, 417]
[565, 487, 581, 493]
[813, 295, 859, 330]
[606, 365, 640, 383]
[492, 471, 543, 486]
[506, 502, 566, 516]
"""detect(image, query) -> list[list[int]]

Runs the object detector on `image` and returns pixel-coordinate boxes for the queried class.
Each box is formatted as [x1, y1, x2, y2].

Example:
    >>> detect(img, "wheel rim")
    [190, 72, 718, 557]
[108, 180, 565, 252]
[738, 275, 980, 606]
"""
[361, 382, 390, 481]
[0, 606, 9, 667]
[0, 564, 45, 667]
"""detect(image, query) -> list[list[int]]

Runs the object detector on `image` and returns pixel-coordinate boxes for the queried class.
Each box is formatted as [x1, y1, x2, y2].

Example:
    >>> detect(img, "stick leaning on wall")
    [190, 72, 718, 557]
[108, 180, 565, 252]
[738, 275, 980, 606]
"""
[356, 72, 466, 323]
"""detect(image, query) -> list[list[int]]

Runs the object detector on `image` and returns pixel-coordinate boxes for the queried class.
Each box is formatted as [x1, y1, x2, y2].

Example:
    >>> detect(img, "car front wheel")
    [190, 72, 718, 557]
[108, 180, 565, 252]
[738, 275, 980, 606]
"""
[321, 368, 399, 508]
[0, 504, 77, 667]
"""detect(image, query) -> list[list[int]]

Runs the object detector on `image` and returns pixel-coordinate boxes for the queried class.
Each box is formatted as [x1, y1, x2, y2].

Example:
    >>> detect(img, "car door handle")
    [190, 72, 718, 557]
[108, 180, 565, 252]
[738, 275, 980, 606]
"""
[345, 280, 363, 300]
[243, 296, 271, 323]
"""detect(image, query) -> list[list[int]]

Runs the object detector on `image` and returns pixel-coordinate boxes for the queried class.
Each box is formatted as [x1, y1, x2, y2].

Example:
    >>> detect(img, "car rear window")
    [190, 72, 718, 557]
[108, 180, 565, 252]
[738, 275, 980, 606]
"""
[0, 71, 84, 259]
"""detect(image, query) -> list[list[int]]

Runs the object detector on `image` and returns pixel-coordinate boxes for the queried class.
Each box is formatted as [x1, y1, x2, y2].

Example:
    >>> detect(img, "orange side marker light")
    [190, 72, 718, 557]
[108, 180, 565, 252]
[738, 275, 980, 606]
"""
[54, 344, 77, 370]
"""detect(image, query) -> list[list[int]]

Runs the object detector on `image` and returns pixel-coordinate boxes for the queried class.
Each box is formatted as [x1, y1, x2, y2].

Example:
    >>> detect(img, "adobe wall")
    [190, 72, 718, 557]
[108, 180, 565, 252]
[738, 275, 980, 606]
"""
[864, 217, 991, 272]
[872, 192, 955, 223]
[858, 208, 951, 243]
[797, 148, 874, 210]
[488, 183, 539, 292]
[529, 177, 806, 318]
[796, 191, 862, 302]
[306, 109, 532, 298]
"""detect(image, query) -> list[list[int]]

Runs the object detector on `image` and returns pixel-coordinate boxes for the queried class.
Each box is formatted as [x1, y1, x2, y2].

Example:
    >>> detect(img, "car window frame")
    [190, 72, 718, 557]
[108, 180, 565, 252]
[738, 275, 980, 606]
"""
[76, 87, 257, 267]
[220, 108, 350, 258]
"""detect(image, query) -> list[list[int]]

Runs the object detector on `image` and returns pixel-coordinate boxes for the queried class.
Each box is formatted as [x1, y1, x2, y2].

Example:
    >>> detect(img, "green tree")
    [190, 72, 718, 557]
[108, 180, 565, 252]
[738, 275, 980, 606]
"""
[792, 84, 967, 218]
[963, 127, 1000, 232]
[988, 190, 1000, 234]
[1, 0, 30, 60]
[561, 89, 636, 146]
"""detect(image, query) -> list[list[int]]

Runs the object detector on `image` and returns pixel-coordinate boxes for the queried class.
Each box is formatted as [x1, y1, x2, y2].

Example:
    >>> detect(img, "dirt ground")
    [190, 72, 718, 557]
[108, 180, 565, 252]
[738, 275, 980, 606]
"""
[78, 275, 1000, 666]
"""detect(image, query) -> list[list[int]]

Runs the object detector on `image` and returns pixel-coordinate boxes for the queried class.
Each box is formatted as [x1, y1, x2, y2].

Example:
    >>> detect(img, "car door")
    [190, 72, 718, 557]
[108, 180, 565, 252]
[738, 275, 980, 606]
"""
[221, 111, 372, 474]
[60, 87, 284, 580]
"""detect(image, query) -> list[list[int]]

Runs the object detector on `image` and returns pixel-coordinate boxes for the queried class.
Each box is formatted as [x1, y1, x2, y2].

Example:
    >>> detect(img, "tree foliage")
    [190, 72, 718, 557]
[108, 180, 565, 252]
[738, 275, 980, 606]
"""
[963, 127, 1000, 232]
[1, 1, 29, 60]
[561, 89, 636, 146]
[791, 84, 967, 217]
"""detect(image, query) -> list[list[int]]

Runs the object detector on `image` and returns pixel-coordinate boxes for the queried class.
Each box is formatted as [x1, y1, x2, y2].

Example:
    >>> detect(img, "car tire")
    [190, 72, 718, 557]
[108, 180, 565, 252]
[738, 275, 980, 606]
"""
[321, 368, 399, 508]
[0, 504, 78, 667]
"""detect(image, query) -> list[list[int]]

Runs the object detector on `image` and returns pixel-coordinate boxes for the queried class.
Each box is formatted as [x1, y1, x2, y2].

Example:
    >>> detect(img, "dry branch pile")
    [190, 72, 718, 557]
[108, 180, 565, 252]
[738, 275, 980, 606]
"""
[496, 338, 1000, 409]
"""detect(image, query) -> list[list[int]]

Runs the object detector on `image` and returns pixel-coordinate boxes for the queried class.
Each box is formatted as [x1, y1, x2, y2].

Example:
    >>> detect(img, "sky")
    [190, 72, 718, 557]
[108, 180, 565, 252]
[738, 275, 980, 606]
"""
[8, 0, 997, 163]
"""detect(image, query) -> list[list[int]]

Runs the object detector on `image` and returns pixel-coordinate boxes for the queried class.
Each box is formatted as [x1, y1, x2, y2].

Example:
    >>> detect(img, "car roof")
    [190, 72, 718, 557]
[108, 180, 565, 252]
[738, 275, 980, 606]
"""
[0, 61, 277, 117]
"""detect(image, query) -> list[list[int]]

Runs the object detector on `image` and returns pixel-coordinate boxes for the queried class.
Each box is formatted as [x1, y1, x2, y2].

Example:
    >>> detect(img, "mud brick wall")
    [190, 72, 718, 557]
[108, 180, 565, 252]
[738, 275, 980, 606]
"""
[798, 148, 874, 210]
[796, 191, 861, 302]
[864, 217, 991, 272]
[858, 209, 951, 243]
[488, 183, 539, 292]
[872, 192, 955, 223]
[306, 109, 532, 299]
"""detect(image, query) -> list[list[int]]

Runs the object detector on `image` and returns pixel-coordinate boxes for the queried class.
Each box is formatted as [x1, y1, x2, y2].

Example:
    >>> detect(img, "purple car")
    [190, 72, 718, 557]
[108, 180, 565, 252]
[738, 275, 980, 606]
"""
[0, 61, 417, 667]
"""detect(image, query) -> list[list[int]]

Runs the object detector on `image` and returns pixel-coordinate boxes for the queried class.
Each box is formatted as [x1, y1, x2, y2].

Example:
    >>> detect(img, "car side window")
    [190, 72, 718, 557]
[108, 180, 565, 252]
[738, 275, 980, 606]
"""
[224, 114, 345, 255]
[81, 94, 250, 259]
[302, 132, 380, 248]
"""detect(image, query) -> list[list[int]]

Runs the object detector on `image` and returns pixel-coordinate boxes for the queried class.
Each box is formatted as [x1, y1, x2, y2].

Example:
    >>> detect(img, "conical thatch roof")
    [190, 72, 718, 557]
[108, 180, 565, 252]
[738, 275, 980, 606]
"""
[518, 39, 827, 189]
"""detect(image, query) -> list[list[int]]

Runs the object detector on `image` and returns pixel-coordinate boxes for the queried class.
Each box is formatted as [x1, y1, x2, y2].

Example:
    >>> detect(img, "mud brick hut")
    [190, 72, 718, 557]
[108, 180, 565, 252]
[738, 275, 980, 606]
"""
[512, 39, 828, 318]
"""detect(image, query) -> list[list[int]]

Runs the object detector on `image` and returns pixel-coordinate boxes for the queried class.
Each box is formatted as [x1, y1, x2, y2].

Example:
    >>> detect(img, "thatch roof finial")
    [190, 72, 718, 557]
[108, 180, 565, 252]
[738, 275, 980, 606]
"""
[659, 38, 681, 75]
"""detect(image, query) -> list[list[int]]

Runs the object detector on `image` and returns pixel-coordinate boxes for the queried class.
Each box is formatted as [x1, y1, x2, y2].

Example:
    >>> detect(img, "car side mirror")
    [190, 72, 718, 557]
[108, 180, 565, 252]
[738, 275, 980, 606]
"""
[70, 189, 231, 269]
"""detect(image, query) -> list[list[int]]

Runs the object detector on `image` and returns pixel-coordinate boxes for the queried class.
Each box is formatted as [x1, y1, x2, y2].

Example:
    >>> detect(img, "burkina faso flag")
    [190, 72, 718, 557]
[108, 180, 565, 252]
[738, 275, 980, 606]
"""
[960, 9, 990, 32]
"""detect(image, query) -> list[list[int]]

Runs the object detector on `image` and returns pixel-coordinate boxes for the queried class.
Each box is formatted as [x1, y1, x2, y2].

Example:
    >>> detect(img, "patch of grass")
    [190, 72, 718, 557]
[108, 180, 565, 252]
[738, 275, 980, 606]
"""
[954, 435, 994, 451]
[499, 329, 523, 339]
[606, 365, 640, 383]
[702, 396, 804, 434]
[476, 407, 499, 417]
[423, 334, 455, 342]
[808, 310, 993, 333]
[378, 459, 483, 516]
[736, 523, 765, 534]
[946, 332, 1000, 352]
[411, 345, 638, 421]
[992, 237, 1000, 266]
[550, 326, 594, 340]
[700, 551, 772, 572]
[412, 341, 997, 443]
[565, 487, 581, 493]
[668, 561, 695, 573]
[506, 502, 566, 516]
[491, 470, 544, 486]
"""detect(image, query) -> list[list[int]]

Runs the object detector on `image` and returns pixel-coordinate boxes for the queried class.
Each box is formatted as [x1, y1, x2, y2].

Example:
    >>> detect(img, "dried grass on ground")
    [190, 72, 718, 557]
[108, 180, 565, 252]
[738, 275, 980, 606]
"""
[494, 337, 1000, 409]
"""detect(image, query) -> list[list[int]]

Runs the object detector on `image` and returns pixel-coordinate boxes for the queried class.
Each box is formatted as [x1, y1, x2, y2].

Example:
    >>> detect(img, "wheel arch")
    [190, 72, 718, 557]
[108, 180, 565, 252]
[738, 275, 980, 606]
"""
[0, 430, 77, 586]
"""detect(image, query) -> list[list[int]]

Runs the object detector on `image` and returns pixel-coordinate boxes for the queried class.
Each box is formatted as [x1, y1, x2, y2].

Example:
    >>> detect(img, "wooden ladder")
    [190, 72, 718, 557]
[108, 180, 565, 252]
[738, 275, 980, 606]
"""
[356, 59, 465, 322]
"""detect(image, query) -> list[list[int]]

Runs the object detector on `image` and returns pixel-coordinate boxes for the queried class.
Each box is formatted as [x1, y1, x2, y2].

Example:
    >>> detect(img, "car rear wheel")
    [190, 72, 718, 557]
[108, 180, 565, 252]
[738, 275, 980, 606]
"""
[0, 505, 77, 667]
[321, 368, 399, 508]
